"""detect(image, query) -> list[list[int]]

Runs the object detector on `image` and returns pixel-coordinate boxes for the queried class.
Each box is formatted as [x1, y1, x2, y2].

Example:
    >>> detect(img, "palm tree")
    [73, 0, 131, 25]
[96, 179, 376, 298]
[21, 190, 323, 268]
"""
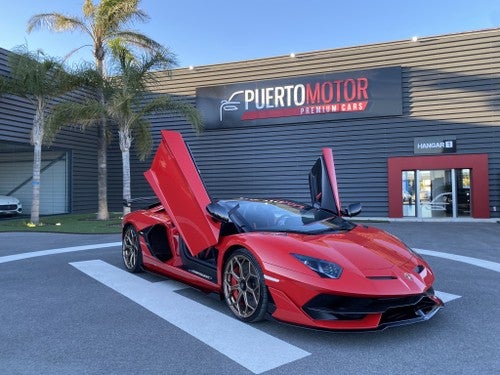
[0, 47, 82, 224]
[27, 0, 171, 220]
[46, 50, 202, 216]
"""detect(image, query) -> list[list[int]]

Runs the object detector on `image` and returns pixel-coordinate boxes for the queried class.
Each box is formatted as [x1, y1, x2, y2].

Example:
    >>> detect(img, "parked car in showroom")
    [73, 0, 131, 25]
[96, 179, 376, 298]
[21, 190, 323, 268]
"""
[0, 195, 22, 216]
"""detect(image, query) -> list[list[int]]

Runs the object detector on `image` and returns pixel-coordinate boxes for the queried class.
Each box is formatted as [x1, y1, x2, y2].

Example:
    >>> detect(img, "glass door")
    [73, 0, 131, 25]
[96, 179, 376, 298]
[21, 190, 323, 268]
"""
[418, 170, 453, 218]
[402, 171, 416, 217]
[456, 168, 471, 217]
[401, 168, 471, 219]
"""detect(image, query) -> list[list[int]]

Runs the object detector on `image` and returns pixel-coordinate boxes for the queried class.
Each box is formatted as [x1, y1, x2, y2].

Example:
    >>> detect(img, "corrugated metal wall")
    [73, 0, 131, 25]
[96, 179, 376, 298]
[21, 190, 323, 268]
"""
[121, 28, 499, 218]
[0, 48, 99, 213]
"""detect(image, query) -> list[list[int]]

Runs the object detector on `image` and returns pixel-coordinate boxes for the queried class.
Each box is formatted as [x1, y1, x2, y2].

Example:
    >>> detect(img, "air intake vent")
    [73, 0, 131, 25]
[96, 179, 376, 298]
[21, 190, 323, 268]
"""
[366, 276, 397, 280]
[414, 265, 425, 274]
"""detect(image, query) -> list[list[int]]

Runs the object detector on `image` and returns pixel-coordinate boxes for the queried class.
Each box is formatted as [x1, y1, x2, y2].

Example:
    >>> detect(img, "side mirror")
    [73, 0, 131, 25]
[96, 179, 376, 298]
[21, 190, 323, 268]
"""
[206, 202, 230, 223]
[341, 203, 362, 217]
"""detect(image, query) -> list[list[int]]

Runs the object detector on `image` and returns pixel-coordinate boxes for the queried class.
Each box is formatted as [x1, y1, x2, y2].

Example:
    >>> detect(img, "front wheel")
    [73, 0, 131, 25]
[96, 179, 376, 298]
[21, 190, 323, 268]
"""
[122, 225, 143, 273]
[222, 248, 268, 322]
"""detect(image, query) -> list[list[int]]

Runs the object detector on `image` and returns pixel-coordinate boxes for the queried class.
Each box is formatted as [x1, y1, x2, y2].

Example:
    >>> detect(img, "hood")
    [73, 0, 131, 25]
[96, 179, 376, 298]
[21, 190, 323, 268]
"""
[230, 226, 431, 296]
[251, 225, 416, 275]
[0, 195, 19, 204]
[306, 227, 415, 273]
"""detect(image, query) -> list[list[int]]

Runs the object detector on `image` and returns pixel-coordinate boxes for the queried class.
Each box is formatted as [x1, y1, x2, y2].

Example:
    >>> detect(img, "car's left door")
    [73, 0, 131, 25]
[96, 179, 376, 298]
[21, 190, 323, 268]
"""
[144, 130, 221, 255]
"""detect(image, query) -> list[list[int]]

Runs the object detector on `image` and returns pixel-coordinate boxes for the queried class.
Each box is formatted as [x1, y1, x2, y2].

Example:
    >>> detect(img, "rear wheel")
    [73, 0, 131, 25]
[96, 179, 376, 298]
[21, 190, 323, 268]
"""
[122, 225, 143, 273]
[223, 248, 268, 322]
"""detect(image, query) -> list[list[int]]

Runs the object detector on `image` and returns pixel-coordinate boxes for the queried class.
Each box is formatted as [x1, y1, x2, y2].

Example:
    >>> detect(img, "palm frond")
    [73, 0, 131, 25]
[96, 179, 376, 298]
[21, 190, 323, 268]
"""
[45, 100, 106, 144]
[3, 47, 81, 100]
[62, 44, 93, 64]
[108, 38, 137, 69]
[109, 31, 177, 67]
[97, 0, 148, 33]
[27, 13, 89, 34]
[133, 117, 153, 160]
[82, 0, 96, 18]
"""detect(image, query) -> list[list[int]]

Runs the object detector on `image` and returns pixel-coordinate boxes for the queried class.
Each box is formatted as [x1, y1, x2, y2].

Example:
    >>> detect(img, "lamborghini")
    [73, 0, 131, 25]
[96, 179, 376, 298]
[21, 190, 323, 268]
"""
[122, 130, 443, 330]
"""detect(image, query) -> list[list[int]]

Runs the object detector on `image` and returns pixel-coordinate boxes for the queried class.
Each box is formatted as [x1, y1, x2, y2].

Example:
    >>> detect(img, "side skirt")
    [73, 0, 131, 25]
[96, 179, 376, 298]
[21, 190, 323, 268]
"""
[179, 239, 218, 284]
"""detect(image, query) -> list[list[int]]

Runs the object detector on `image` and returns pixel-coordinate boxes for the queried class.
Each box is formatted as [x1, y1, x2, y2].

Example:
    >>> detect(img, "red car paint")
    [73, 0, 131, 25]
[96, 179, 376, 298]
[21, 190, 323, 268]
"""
[123, 130, 443, 330]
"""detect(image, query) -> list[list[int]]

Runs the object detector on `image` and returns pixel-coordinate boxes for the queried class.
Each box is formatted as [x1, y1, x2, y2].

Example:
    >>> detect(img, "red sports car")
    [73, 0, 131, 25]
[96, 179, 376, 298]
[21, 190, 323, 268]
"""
[122, 130, 443, 330]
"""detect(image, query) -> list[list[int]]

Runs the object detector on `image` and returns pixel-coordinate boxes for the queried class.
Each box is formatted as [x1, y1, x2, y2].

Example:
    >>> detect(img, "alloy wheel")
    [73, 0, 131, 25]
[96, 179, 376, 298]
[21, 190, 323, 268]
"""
[122, 226, 142, 272]
[223, 250, 267, 321]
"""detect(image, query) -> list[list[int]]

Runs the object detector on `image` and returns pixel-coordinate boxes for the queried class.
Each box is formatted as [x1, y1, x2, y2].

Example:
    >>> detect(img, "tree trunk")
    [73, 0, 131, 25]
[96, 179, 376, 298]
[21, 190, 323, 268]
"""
[95, 51, 109, 220]
[96, 120, 109, 220]
[119, 128, 132, 216]
[30, 107, 44, 225]
[122, 149, 131, 216]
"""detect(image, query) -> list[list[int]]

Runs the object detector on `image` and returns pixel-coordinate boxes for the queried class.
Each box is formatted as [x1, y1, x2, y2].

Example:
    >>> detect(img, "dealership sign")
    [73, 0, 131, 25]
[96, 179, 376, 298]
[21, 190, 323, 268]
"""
[414, 136, 457, 155]
[196, 66, 402, 129]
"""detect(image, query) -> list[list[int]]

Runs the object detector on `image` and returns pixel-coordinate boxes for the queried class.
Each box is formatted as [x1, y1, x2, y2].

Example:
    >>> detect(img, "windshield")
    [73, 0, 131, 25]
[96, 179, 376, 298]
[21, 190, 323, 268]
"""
[223, 199, 355, 234]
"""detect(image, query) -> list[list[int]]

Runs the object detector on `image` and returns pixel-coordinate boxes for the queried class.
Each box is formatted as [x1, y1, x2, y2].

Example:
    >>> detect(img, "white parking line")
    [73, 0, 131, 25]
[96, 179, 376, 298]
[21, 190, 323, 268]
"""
[70, 260, 311, 374]
[415, 248, 500, 273]
[0, 242, 121, 264]
[435, 290, 461, 303]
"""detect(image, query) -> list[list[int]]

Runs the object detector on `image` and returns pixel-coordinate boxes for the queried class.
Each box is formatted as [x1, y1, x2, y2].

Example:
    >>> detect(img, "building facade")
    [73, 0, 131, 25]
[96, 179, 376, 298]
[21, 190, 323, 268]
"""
[1, 29, 499, 220]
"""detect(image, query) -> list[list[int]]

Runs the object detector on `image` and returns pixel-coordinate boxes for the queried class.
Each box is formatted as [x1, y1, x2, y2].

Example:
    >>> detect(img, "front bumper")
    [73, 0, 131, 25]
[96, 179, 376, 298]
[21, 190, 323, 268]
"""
[0, 204, 22, 215]
[302, 288, 443, 330]
[264, 261, 444, 331]
[268, 285, 443, 331]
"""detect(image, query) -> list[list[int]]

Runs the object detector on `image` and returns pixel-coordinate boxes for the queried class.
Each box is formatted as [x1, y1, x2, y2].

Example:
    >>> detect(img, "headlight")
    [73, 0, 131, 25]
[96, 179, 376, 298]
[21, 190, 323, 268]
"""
[292, 253, 343, 279]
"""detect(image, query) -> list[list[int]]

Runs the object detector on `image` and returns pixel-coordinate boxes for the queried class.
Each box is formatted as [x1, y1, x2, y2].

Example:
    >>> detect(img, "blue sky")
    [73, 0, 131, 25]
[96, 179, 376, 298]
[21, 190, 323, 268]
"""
[0, 0, 498, 68]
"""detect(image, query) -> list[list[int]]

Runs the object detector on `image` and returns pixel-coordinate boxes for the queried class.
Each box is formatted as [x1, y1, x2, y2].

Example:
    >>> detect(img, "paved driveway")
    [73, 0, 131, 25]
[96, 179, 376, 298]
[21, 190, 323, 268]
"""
[1, 222, 499, 374]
